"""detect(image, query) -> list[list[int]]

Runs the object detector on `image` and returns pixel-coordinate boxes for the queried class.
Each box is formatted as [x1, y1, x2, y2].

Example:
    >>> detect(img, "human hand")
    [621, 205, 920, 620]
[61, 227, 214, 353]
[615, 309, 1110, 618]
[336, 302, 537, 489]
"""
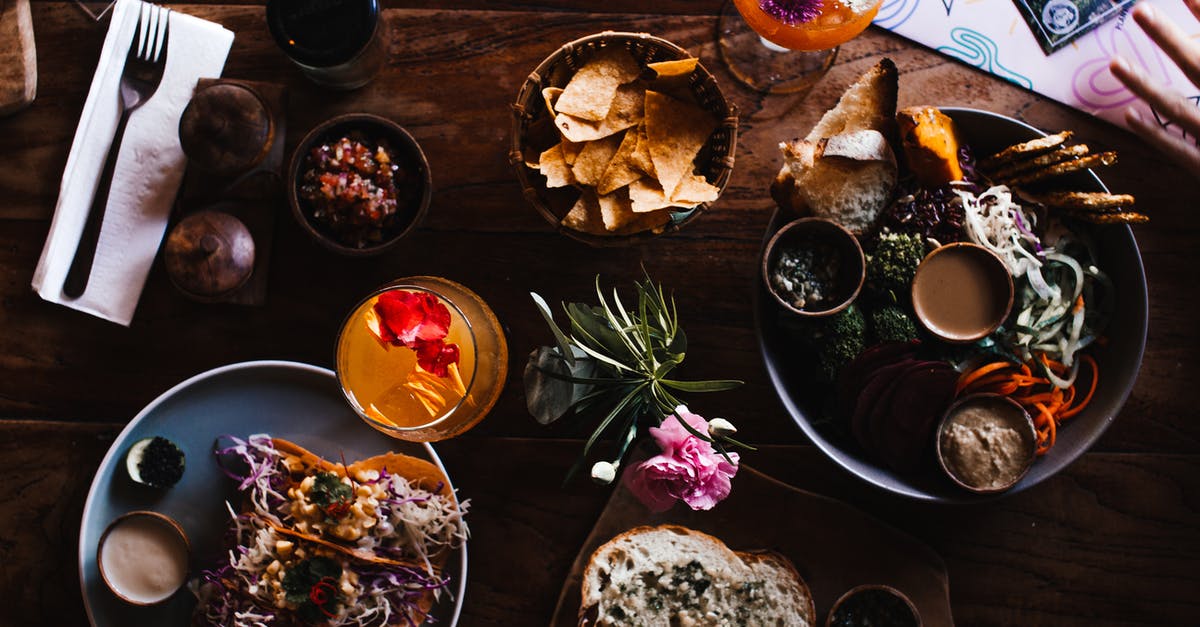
[1109, 1, 1200, 176]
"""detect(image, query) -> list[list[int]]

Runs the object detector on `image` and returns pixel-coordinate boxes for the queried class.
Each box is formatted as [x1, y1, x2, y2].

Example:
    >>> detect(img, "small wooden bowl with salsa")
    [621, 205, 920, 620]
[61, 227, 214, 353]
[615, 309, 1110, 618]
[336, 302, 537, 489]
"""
[287, 113, 432, 256]
[762, 217, 866, 318]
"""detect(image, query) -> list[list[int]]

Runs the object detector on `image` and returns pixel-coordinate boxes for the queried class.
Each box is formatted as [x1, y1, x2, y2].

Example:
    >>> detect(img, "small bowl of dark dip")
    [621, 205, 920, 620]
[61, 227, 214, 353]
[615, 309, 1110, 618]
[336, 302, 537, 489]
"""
[763, 217, 866, 317]
[287, 113, 432, 256]
[97, 510, 190, 606]
[910, 242, 1013, 343]
[826, 584, 921, 627]
[936, 393, 1037, 494]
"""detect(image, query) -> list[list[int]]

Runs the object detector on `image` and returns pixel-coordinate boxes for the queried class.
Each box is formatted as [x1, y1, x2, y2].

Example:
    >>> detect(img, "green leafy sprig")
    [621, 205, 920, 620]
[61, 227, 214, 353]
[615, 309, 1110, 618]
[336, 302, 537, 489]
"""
[525, 275, 750, 480]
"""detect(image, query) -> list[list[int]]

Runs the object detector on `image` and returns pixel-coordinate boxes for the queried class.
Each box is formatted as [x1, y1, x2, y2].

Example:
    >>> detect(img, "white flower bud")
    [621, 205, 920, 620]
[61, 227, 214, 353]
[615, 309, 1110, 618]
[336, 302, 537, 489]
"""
[708, 418, 738, 438]
[590, 461, 618, 485]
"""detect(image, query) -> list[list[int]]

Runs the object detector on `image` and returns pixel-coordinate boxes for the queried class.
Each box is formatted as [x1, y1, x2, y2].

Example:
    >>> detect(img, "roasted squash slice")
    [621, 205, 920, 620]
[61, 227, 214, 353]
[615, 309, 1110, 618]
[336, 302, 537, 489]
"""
[897, 106, 963, 187]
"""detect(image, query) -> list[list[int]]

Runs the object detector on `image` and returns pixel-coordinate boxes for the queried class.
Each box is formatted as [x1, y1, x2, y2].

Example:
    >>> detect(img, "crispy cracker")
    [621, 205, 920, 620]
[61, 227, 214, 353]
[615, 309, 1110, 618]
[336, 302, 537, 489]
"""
[598, 187, 637, 231]
[644, 90, 717, 196]
[597, 129, 643, 195]
[561, 140, 583, 166]
[1006, 152, 1117, 185]
[571, 132, 624, 187]
[669, 173, 720, 207]
[612, 207, 672, 235]
[988, 144, 1091, 179]
[629, 177, 673, 213]
[630, 124, 655, 176]
[554, 46, 642, 121]
[541, 86, 563, 116]
[982, 131, 1073, 168]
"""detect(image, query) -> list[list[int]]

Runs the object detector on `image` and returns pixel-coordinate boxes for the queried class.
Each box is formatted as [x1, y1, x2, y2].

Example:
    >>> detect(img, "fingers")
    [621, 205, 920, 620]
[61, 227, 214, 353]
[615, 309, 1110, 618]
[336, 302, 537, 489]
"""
[1111, 55, 1200, 138]
[1131, 2, 1200, 89]
[1124, 105, 1200, 177]
[1186, 0, 1200, 25]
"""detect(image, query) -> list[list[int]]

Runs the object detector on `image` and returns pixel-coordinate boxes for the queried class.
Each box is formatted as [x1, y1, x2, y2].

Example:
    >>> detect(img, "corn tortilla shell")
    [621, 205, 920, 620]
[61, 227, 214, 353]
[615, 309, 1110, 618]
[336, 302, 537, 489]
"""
[555, 83, 646, 143]
[537, 143, 575, 188]
[648, 58, 698, 78]
[562, 190, 608, 235]
[597, 130, 643, 195]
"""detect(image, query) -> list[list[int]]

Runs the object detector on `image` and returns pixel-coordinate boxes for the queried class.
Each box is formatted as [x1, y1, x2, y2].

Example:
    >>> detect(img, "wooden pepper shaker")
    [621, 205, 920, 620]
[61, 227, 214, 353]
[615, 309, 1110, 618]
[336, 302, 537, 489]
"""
[178, 82, 274, 178]
[164, 210, 256, 302]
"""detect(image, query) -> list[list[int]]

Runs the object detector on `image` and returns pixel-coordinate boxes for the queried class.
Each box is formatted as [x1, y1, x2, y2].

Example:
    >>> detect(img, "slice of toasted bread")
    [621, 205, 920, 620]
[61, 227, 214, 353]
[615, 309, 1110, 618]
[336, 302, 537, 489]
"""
[781, 129, 898, 234]
[806, 58, 899, 141]
[579, 525, 815, 627]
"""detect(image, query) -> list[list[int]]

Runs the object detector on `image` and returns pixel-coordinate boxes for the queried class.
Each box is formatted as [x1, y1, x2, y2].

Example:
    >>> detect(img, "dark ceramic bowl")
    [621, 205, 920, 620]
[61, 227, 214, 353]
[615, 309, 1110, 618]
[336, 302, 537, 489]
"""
[287, 113, 432, 256]
[762, 217, 866, 317]
[910, 242, 1014, 343]
[755, 107, 1148, 503]
[825, 584, 922, 627]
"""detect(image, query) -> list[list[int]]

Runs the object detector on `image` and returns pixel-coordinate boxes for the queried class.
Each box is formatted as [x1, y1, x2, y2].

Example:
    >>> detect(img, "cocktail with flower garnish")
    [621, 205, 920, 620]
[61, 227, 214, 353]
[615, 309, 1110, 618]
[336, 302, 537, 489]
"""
[719, 0, 882, 93]
[336, 276, 507, 442]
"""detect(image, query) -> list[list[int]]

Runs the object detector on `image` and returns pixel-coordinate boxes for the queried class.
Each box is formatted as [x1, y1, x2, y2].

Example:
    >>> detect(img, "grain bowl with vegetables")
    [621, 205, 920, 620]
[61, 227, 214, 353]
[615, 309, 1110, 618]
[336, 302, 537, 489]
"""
[758, 59, 1148, 501]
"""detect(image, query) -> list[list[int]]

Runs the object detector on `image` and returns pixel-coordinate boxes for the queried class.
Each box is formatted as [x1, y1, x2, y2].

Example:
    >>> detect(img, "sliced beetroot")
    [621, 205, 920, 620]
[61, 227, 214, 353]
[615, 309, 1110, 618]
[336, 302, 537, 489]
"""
[876, 363, 959, 473]
[837, 341, 920, 423]
[850, 358, 920, 455]
[867, 361, 935, 464]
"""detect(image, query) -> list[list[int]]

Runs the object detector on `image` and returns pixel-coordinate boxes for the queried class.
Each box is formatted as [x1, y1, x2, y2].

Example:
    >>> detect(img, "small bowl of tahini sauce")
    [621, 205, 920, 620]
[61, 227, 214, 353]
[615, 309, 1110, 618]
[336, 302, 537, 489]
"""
[936, 394, 1037, 494]
[910, 243, 1013, 343]
[97, 511, 190, 605]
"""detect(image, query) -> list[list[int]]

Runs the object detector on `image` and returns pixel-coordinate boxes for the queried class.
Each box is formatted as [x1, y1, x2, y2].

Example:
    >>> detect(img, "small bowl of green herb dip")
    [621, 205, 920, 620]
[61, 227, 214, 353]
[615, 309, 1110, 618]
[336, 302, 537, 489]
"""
[826, 584, 921, 627]
[763, 217, 866, 317]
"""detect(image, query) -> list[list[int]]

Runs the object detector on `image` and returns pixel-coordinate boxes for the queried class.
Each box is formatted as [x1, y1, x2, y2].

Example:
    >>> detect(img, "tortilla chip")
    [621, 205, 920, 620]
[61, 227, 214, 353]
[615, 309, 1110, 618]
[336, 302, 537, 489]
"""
[555, 46, 642, 121]
[571, 132, 624, 187]
[561, 140, 583, 166]
[670, 173, 720, 206]
[629, 177, 673, 213]
[537, 143, 575, 188]
[562, 190, 607, 235]
[541, 87, 564, 115]
[648, 58, 698, 78]
[644, 90, 718, 197]
[612, 208, 672, 235]
[597, 130, 643, 195]
[630, 124, 655, 176]
[555, 83, 646, 143]
[598, 187, 637, 231]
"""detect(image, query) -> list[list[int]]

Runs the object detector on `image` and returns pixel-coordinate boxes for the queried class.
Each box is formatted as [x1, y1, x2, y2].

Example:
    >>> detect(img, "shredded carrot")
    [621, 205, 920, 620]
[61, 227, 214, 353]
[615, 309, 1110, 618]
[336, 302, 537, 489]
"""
[957, 354, 1100, 456]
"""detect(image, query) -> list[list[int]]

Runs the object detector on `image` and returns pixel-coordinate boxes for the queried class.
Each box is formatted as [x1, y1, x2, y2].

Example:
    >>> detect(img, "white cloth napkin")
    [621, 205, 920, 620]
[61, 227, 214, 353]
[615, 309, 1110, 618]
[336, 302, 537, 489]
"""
[31, 0, 233, 325]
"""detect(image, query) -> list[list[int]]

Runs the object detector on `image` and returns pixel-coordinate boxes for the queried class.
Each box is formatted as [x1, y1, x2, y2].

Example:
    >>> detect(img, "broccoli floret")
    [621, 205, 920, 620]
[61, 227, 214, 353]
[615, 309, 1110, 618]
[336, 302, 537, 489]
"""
[816, 305, 866, 379]
[870, 305, 919, 343]
[866, 232, 927, 303]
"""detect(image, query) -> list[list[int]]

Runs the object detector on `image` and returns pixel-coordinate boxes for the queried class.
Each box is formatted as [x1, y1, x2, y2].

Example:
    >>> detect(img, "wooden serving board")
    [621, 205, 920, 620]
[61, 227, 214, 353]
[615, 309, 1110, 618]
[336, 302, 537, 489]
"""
[551, 461, 953, 626]
[0, 0, 36, 116]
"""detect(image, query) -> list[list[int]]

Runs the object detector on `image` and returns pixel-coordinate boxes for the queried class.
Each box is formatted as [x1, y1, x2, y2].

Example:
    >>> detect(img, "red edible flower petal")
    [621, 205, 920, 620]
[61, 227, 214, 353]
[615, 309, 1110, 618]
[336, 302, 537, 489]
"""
[415, 339, 461, 378]
[371, 290, 451, 348]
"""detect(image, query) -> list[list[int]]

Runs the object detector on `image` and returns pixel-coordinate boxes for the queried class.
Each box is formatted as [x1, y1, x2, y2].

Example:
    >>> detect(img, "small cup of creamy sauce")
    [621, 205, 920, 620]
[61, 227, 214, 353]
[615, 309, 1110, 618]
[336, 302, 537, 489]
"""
[97, 511, 190, 605]
[910, 243, 1013, 343]
[936, 394, 1037, 494]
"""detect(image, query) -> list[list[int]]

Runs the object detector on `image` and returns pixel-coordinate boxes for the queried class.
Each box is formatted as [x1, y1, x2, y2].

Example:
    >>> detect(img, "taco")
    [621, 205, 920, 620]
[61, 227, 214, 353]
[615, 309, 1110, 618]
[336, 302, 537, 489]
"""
[194, 434, 468, 626]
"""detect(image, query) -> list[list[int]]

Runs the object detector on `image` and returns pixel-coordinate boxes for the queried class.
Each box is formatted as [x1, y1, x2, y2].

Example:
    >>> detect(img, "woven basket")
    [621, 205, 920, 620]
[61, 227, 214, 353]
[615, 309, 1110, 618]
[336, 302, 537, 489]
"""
[510, 31, 739, 247]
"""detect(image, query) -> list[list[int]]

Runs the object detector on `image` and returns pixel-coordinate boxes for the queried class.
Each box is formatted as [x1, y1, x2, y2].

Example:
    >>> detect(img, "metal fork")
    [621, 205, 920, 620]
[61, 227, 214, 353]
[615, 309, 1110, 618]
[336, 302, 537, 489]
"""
[62, 3, 170, 298]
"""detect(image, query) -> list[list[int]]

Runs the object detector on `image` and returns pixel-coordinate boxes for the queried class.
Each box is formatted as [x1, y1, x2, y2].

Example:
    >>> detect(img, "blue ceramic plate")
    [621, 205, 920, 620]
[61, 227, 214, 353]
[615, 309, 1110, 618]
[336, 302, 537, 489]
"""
[78, 360, 467, 626]
[756, 108, 1148, 503]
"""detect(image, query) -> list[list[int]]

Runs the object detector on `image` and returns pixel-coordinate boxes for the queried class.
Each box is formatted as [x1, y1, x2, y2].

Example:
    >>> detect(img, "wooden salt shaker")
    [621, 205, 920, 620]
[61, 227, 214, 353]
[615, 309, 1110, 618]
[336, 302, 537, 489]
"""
[164, 210, 256, 302]
[178, 82, 274, 178]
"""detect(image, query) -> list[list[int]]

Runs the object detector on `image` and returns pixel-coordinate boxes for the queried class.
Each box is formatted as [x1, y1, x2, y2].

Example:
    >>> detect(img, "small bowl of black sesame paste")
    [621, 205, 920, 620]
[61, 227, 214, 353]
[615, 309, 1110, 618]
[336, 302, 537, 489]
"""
[288, 114, 432, 256]
[763, 217, 866, 318]
[125, 436, 186, 489]
[826, 584, 921, 627]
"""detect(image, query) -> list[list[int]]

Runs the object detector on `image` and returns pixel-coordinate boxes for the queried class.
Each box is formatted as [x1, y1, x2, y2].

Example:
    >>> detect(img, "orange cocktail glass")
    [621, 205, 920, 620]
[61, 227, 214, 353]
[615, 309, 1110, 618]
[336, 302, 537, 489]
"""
[336, 276, 508, 442]
[719, 0, 882, 93]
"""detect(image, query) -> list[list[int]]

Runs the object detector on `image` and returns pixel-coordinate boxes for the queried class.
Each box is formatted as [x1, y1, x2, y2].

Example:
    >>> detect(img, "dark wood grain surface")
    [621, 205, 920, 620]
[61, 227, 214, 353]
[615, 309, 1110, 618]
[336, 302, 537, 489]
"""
[0, 2, 1197, 626]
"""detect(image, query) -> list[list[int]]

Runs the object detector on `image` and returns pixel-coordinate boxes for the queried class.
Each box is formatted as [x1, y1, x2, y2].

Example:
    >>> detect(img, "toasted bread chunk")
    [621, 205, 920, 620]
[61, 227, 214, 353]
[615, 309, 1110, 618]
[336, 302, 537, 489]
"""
[780, 130, 898, 233]
[580, 525, 815, 627]
[806, 58, 899, 141]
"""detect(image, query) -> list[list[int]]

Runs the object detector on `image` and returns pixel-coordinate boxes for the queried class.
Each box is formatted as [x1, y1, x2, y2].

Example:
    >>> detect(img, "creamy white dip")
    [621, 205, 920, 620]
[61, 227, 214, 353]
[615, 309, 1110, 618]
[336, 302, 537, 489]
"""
[99, 513, 189, 604]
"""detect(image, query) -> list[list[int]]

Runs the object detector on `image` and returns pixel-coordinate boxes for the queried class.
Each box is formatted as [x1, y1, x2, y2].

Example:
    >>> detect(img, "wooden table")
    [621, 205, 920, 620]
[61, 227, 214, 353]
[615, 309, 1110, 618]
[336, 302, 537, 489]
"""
[1, 2, 1197, 625]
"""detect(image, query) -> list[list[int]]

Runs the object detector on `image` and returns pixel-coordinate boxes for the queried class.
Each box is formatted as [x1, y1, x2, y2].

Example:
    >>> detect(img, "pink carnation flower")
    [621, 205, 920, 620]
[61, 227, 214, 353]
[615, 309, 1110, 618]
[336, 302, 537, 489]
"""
[626, 407, 739, 512]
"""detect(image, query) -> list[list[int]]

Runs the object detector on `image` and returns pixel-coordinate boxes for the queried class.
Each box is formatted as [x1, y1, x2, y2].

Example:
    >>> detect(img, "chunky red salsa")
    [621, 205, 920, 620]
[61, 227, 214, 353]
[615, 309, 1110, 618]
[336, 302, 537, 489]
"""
[300, 136, 402, 248]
